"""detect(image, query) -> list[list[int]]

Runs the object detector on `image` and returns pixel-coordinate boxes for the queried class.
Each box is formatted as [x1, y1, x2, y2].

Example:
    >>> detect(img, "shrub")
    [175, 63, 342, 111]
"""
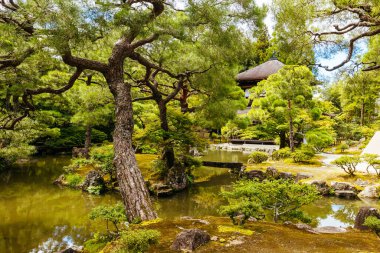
[331, 155, 361, 176]
[219, 179, 320, 224]
[66, 173, 83, 187]
[87, 185, 104, 195]
[84, 232, 113, 253]
[89, 202, 126, 233]
[115, 229, 160, 253]
[337, 142, 349, 153]
[291, 145, 315, 163]
[272, 147, 292, 160]
[90, 145, 116, 181]
[363, 216, 380, 237]
[248, 151, 269, 164]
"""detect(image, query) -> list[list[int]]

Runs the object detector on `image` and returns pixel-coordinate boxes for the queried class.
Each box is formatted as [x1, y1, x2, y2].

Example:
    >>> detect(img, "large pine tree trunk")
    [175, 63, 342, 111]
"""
[288, 100, 295, 152]
[110, 77, 157, 221]
[84, 125, 91, 159]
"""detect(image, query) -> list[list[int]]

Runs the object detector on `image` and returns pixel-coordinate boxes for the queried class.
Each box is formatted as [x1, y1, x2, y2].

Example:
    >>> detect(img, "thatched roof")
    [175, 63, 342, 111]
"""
[236, 58, 284, 82]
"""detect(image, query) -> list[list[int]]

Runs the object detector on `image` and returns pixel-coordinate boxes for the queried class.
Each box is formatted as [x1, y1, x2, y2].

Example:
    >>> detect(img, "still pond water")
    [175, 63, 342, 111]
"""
[0, 150, 378, 253]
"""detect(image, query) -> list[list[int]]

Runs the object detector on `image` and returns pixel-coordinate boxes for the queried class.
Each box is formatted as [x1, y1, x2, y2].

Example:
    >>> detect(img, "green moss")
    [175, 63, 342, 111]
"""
[217, 225, 254, 236]
[65, 173, 83, 187]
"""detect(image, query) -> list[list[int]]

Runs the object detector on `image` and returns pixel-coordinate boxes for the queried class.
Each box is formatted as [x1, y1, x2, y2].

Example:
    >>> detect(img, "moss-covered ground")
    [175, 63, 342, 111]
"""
[99, 217, 380, 253]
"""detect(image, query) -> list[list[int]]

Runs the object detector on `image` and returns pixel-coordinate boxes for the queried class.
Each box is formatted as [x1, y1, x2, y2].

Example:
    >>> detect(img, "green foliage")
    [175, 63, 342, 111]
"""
[291, 145, 315, 163]
[363, 216, 380, 237]
[87, 185, 104, 195]
[89, 203, 126, 233]
[331, 155, 361, 176]
[248, 151, 269, 164]
[337, 142, 349, 153]
[305, 130, 335, 152]
[90, 145, 115, 179]
[272, 147, 292, 160]
[84, 232, 113, 253]
[115, 229, 160, 253]
[220, 179, 320, 224]
[65, 173, 83, 188]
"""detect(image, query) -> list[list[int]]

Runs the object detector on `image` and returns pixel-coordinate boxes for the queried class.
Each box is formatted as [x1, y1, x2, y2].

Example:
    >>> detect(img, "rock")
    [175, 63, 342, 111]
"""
[55, 246, 83, 253]
[334, 190, 357, 199]
[284, 221, 318, 234]
[150, 183, 174, 197]
[331, 182, 356, 192]
[53, 174, 66, 186]
[81, 170, 106, 193]
[247, 217, 257, 222]
[226, 238, 245, 247]
[210, 236, 219, 241]
[166, 164, 189, 191]
[311, 180, 331, 196]
[278, 172, 294, 180]
[180, 216, 210, 225]
[265, 167, 279, 179]
[358, 185, 380, 199]
[314, 226, 347, 234]
[219, 238, 226, 243]
[245, 170, 266, 181]
[354, 207, 380, 230]
[295, 173, 313, 182]
[72, 147, 87, 158]
[171, 229, 210, 251]
[354, 179, 369, 187]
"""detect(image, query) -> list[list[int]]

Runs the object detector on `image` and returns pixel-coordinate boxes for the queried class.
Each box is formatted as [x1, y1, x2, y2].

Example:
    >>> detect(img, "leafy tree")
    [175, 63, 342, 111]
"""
[250, 65, 315, 151]
[0, 0, 265, 221]
[65, 81, 114, 158]
[220, 179, 320, 223]
[364, 216, 380, 237]
[305, 129, 335, 152]
[362, 154, 380, 176]
[332, 155, 361, 176]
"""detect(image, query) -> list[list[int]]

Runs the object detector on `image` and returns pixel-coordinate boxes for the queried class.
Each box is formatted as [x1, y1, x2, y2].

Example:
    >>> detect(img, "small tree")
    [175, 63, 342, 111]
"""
[331, 155, 361, 176]
[248, 151, 269, 164]
[89, 203, 126, 234]
[305, 130, 334, 152]
[362, 154, 380, 176]
[220, 179, 320, 224]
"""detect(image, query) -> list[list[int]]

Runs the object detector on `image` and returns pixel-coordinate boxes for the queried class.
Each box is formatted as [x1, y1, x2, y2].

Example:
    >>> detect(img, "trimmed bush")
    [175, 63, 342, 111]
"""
[248, 151, 269, 164]
[337, 142, 349, 153]
[272, 148, 292, 161]
[291, 145, 315, 163]
[115, 229, 160, 253]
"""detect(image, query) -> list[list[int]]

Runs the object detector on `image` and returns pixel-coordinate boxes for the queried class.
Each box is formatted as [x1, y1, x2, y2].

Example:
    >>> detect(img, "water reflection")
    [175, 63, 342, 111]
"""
[1, 152, 380, 252]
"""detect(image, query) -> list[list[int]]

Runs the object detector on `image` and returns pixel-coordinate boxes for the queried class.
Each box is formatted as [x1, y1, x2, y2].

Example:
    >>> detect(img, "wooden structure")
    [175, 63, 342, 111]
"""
[236, 56, 284, 98]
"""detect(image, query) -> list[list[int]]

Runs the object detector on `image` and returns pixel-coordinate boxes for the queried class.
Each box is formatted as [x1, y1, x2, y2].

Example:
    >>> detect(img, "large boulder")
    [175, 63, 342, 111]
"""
[311, 180, 331, 196]
[278, 172, 294, 180]
[284, 221, 317, 234]
[171, 229, 210, 251]
[331, 182, 357, 192]
[358, 185, 380, 199]
[55, 246, 83, 253]
[334, 190, 357, 199]
[245, 170, 266, 181]
[295, 173, 312, 182]
[354, 207, 380, 230]
[265, 167, 279, 179]
[72, 147, 87, 158]
[166, 165, 189, 191]
[81, 170, 106, 193]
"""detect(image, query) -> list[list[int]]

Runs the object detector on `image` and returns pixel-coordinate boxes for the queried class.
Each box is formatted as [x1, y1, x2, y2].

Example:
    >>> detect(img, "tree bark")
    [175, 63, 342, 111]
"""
[84, 125, 92, 159]
[279, 131, 287, 149]
[288, 100, 295, 152]
[109, 75, 157, 222]
[158, 100, 175, 170]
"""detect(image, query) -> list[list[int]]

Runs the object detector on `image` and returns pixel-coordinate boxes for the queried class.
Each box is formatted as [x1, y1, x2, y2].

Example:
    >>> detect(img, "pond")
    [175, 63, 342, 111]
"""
[0, 150, 379, 253]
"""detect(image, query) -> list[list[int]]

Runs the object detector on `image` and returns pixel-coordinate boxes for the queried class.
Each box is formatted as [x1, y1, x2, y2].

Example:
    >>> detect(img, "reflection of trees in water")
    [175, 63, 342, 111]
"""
[193, 186, 224, 210]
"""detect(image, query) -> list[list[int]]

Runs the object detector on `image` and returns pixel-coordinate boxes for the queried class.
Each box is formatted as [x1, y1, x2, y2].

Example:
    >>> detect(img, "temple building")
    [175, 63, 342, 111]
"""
[236, 56, 284, 99]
